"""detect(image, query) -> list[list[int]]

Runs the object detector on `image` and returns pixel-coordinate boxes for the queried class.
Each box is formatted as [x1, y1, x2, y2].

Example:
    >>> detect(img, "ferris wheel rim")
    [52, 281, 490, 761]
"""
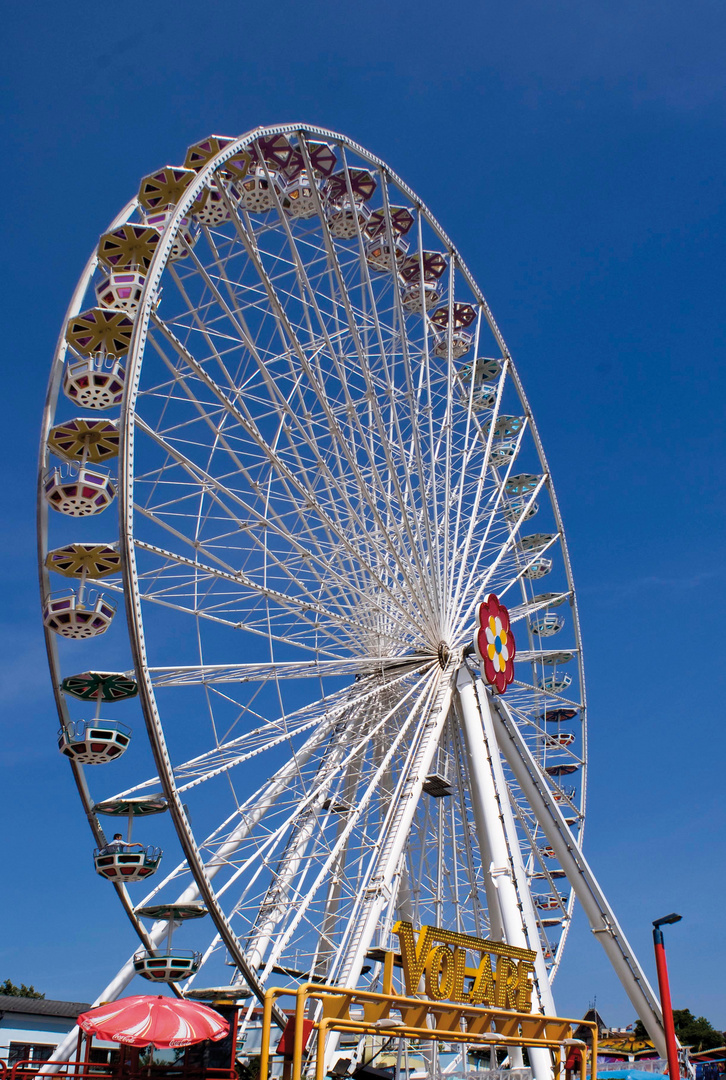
[40, 124, 588, 1010]
[36, 196, 171, 985]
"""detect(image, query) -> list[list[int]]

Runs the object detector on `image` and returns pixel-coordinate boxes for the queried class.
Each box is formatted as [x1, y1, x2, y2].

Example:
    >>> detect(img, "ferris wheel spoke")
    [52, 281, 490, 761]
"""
[515, 649, 580, 664]
[448, 360, 510, 617]
[113, 665, 433, 800]
[143, 675, 449, 961]
[147, 653, 433, 688]
[281, 145, 444, 626]
[323, 665, 455, 987]
[135, 348, 375, 595]
[443, 307, 486, 610]
[133, 498, 344, 625]
[358, 182, 441, 596]
[131, 538, 380, 644]
[164, 257, 379, 607]
[206, 669, 436, 936]
[508, 590, 571, 623]
[132, 493, 416, 653]
[460, 414, 532, 572]
[253, 666, 441, 980]
[488, 531, 563, 604]
[132, 417, 428, 648]
[439, 257, 457, 605]
[327, 163, 444, 618]
[452, 470, 549, 640]
[161, 255, 374, 544]
[510, 678, 581, 709]
[139, 329, 434, 642]
[123, 583, 354, 655]
[183, 694, 365, 874]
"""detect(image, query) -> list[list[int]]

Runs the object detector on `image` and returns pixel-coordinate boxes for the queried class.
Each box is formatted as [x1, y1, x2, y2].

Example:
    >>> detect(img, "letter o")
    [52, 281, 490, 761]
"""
[425, 944, 455, 1000]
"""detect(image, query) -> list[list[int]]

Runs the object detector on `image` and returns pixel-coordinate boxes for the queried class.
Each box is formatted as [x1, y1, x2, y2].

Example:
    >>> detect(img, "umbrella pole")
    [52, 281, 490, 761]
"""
[229, 1005, 241, 1074]
[83, 1030, 93, 1070]
[129, 1041, 140, 1080]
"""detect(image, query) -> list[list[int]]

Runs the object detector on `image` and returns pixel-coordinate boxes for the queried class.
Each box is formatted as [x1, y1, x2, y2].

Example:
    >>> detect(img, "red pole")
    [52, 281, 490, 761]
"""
[653, 925, 681, 1080]
[229, 1005, 240, 1077]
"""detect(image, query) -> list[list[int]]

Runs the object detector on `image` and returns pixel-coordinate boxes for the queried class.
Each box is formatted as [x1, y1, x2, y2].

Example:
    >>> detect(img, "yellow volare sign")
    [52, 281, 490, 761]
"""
[392, 921, 537, 1012]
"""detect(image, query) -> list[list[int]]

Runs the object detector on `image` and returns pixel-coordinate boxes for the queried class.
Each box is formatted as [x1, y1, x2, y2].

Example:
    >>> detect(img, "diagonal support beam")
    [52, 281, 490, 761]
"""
[488, 685, 669, 1059]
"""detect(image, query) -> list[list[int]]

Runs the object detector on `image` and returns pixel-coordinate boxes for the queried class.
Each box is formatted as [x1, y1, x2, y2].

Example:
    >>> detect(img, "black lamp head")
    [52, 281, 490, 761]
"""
[653, 913, 682, 928]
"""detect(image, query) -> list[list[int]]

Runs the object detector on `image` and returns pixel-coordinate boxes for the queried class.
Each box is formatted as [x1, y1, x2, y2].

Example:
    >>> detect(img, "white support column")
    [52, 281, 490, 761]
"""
[489, 692, 669, 1060]
[473, 677, 557, 1018]
[457, 666, 554, 1080]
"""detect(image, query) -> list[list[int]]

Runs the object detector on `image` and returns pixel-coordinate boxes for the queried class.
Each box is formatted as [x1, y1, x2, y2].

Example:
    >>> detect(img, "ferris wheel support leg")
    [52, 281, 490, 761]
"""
[472, 675, 558, 1018]
[456, 666, 553, 1080]
[488, 692, 669, 1060]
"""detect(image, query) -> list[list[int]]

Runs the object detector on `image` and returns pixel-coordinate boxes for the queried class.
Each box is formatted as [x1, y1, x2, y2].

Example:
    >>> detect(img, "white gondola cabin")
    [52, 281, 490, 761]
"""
[63, 356, 126, 411]
[43, 590, 116, 639]
[523, 558, 553, 580]
[94, 846, 162, 882]
[133, 902, 208, 982]
[133, 950, 202, 982]
[94, 269, 146, 313]
[58, 719, 131, 764]
[530, 614, 565, 637]
[538, 672, 573, 693]
[93, 796, 167, 881]
[144, 209, 198, 260]
[44, 464, 116, 516]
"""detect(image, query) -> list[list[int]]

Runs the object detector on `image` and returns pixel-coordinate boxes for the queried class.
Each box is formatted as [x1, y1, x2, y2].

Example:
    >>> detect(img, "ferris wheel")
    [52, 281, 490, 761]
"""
[39, 125, 666, 1076]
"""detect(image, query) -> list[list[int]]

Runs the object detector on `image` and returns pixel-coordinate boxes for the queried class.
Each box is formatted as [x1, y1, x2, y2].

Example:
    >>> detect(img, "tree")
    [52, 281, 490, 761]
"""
[237, 1057, 260, 1080]
[634, 1010, 724, 1052]
[0, 979, 45, 999]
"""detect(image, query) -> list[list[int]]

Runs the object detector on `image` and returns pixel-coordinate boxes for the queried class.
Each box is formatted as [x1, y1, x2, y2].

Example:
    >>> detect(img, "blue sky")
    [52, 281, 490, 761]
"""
[2, 0, 725, 1029]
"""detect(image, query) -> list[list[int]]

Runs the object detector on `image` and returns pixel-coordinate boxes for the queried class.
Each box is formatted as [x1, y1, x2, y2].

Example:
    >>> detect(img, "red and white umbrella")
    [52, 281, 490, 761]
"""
[78, 995, 229, 1049]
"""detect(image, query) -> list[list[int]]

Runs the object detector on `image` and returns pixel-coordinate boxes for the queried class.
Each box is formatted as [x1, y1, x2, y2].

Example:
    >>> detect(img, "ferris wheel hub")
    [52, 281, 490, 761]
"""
[437, 641, 452, 669]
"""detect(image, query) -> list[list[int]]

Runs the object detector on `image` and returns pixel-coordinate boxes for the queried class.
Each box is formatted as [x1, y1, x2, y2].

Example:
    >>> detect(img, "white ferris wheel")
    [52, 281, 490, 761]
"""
[38, 125, 667, 1076]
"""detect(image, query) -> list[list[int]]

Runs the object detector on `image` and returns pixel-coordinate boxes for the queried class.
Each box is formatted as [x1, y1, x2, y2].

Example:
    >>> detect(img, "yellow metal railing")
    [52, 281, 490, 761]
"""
[259, 982, 597, 1080]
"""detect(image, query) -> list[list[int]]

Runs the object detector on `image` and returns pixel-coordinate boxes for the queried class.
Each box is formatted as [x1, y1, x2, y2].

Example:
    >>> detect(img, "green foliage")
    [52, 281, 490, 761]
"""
[237, 1056, 261, 1080]
[0, 979, 45, 999]
[634, 1010, 724, 1051]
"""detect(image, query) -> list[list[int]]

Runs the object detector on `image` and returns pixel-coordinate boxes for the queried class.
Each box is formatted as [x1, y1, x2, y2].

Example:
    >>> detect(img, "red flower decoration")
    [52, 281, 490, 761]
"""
[474, 593, 516, 694]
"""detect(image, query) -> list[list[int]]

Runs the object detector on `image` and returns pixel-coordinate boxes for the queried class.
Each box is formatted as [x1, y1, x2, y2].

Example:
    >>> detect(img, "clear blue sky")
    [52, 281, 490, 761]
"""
[2, 0, 725, 1029]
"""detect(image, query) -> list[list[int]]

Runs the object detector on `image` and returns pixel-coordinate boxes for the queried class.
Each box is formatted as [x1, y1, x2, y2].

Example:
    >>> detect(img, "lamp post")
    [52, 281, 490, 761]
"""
[652, 913, 682, 1080]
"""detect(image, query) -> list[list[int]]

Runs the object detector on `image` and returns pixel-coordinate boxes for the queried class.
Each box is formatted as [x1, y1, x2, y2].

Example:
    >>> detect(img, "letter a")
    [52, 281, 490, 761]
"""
[468, 953, 495, 1006]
